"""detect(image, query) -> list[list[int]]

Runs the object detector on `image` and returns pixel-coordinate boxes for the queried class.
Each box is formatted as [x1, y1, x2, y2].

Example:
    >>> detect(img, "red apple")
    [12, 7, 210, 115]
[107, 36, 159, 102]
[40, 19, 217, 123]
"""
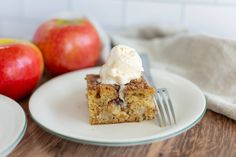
[33, 18, 101, 75]
[0, 39, 44, 100]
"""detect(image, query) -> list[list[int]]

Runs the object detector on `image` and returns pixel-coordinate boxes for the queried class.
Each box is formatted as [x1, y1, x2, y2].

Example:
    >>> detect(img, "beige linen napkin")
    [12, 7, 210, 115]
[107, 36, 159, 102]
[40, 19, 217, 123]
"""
[111, 26, 236, 120]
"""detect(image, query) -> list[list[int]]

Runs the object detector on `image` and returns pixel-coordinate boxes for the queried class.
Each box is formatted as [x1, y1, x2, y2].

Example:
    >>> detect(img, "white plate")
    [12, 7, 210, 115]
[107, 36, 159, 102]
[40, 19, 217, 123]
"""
[29, 67, 206, 146]
[0, 95, 27, 156]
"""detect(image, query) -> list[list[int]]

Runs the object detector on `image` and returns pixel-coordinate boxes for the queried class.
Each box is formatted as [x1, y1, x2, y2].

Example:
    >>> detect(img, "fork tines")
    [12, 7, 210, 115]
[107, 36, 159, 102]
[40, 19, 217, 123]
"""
[155, 88, 176, 127]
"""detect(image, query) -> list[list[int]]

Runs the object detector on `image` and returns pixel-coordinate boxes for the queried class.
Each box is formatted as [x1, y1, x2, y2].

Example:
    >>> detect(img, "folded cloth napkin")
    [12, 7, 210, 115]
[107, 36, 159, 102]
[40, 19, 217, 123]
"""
[110, 26, 236, 120]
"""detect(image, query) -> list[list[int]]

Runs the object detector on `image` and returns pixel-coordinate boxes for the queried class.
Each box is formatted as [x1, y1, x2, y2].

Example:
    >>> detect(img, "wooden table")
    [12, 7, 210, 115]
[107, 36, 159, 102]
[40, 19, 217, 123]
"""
[9, 75, 236, 157]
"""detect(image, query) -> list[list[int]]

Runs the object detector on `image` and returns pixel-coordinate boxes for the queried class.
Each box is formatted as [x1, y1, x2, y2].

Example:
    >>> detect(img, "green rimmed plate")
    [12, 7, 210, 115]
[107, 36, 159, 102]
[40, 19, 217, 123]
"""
[29, 67, 206, 146]
[0, 95, 27, 156]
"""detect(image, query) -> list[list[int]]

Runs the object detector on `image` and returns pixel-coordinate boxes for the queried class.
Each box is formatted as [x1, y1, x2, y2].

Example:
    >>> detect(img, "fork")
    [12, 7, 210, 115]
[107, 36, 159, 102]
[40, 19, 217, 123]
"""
[140, 54, 176, 127]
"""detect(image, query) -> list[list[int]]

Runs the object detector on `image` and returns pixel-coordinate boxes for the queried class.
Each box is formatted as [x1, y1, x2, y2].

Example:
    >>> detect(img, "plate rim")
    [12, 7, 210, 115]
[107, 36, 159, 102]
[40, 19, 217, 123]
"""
[29, 106, 206, 146]
[29, 67, 206, 146]
[0, 95, 27, 156]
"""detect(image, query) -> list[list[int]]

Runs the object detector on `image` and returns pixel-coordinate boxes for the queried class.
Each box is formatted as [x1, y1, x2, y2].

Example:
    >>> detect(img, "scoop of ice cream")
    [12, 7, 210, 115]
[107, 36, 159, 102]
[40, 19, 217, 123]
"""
[100, 45, 144, 84]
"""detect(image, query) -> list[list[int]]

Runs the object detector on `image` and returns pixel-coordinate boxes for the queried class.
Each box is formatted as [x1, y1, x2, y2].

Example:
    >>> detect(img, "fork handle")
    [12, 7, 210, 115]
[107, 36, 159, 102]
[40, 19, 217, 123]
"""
[140, 54, 156, 89]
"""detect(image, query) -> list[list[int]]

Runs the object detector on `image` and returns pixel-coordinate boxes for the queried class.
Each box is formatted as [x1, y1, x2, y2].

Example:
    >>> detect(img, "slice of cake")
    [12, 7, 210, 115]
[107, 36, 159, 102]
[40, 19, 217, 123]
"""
[85, 45, 157, 125]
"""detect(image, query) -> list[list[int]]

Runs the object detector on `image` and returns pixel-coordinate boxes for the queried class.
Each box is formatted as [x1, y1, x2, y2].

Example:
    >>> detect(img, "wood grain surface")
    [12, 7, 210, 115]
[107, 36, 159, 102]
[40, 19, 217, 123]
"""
[8, 74, 236, 157]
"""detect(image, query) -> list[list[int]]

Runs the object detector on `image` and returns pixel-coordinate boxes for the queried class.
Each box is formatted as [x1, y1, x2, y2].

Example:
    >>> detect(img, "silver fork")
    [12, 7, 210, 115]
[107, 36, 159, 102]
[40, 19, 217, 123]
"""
[140, 54, 176, 127]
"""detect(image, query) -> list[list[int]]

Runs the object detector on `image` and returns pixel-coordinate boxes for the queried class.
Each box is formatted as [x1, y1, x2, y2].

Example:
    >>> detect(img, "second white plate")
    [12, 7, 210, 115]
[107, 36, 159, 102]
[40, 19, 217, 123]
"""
[29, 67, 206, 146]
[0, 95, 27, 156]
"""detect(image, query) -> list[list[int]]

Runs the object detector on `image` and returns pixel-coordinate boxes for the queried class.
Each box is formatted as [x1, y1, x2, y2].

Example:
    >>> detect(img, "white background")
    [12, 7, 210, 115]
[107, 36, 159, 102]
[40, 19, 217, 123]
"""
[0, 0, 236, 40]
